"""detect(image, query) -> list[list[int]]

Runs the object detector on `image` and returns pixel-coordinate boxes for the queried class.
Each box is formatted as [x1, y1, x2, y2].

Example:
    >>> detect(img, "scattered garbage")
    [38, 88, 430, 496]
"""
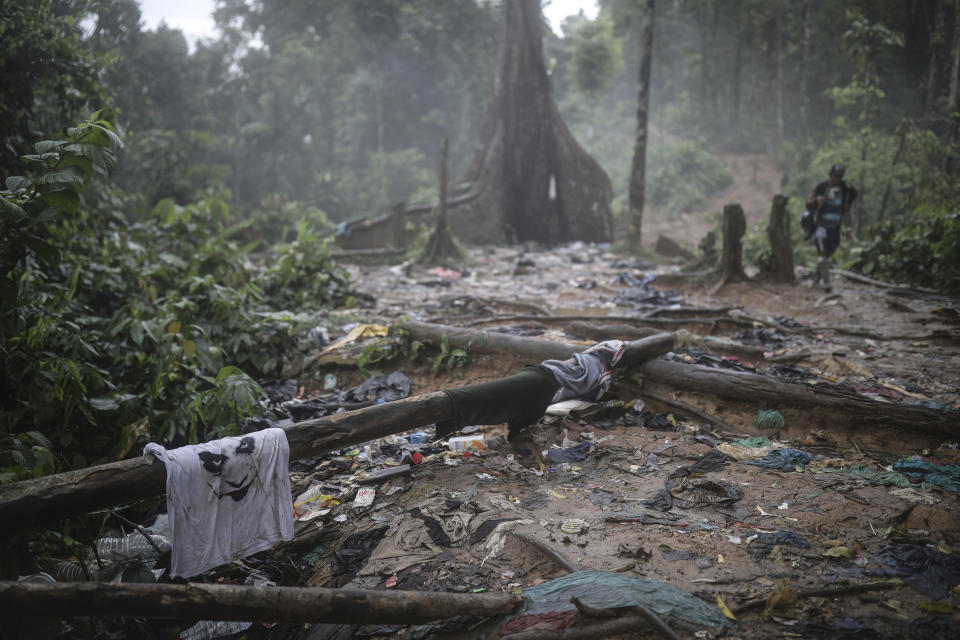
[560, 519, 589, 535]
[448, 435, 484, 451]
[179, 620, 252, 640]
[95, 532, 171, 560]
[894, 457, 960, 493]
[743, 447, 812, 471]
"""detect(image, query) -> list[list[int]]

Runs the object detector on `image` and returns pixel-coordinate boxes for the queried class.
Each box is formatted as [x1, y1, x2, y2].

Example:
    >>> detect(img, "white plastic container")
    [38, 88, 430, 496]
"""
[447, 435, 484, 451]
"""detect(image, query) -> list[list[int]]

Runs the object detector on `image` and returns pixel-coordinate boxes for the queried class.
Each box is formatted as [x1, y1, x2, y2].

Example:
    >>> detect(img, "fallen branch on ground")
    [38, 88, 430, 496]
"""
[0, 581, 522, 624]
[730, 578, 904, 615]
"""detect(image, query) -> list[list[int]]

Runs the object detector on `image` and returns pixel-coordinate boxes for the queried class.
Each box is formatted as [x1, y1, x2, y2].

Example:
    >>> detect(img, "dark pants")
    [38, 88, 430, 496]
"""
[814, 225, 841, 258]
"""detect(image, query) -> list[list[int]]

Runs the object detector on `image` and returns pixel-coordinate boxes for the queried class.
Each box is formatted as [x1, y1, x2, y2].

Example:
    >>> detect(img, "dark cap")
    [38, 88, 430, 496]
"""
[829, 163, 845, 177]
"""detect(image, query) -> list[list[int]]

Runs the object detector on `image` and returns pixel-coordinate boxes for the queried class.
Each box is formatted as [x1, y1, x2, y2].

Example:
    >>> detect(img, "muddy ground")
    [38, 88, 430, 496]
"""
[272, 242, 960, 640]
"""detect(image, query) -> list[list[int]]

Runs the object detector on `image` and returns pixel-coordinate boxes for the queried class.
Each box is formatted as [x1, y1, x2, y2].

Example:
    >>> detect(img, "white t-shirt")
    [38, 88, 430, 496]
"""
[145, 428, 294, 578]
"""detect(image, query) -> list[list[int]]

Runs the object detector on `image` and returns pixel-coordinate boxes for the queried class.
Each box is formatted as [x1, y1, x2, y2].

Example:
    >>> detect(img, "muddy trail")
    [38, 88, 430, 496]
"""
[271, 243, 960, 639]
[12, 243, 960, 640]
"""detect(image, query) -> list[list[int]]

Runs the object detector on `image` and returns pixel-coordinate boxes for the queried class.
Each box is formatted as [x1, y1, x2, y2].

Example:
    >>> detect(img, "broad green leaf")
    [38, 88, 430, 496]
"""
[168, 321, 182, 334]
[34, 140, 66, 153]
[34, 165, 86, 187]
[22, 152, 60, 163]
[23, 235, 60, 266]
[183, 339, 196, 357]
[58, 155, 94, 183]
[88, 396, 120, 411]
[40, 189, 80, 214]
[4, 176, 27, 193]
[0, 195, 28, 220]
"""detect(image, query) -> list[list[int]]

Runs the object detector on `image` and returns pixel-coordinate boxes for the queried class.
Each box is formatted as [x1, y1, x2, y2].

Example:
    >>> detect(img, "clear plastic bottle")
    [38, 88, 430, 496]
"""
[95, 533, 171, 559]
[178, 620, 252, 640]
[55, 561, 87, 581]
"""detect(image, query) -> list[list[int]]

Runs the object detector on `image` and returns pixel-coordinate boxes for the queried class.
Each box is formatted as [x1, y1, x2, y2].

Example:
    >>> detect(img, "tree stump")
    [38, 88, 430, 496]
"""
[765, 194, 794, 282]
[719, 203, 747, 282]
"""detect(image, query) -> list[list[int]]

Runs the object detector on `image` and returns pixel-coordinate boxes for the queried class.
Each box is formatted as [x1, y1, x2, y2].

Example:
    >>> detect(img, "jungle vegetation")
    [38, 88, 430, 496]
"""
[1, 0, 959, 487]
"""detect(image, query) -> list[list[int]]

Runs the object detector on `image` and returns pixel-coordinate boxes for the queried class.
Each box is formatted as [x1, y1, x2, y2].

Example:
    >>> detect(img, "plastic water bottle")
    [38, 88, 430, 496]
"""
[95, 533, 171, 559]
[178, 620, 252, 640]
[55, 561, 87, 581]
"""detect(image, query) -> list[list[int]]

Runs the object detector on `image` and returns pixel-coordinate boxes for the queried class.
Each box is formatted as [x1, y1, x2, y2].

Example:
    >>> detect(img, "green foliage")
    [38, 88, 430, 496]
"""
[570, 16, 621, 101]
[238, 194, 332, 246]
[0, 0, 106, 173]
[430, 334, 467, 376]
[647, 143, 733, 213]
[853, 206, 960, 292]
[262, 221, 354, 310]
[1, 117, 362, 483]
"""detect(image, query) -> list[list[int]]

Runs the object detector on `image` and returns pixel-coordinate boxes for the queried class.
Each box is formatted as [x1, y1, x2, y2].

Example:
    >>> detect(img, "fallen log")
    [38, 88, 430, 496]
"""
[0, 581, 522, 624]
[465, 313, 754, 332]
[639, 358, 960, 436]
[404, 322, 960, 436]
[0, 330, 675, 531]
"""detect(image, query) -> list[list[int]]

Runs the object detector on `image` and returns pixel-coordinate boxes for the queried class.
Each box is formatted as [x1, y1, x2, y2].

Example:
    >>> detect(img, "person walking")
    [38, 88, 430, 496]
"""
[804, 164, 857, 292]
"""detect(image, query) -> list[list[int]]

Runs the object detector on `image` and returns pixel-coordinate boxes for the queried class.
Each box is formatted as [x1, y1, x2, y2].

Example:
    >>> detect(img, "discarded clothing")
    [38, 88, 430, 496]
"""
[332, 526, 390, 580]
[613, 273, 685, 308]
[545, 441, 593, 463]
[541, 340, 625, 403]
[743, 447, 812, 471]
[356, 514, 439, 577]
[518, 571, 732, 630]
[144, 428, 294, 578]
[733, 327, 787, 349]
[877, 541, 960, 599]
[829, 464, 911, 488]
[671, 479, 744, 509]
[497, 610, 578, 636]
[342, 371, 411, 404]
[717, 438, 786, 461]
[644, 449, 731, 511]
[894, 458, 960, 494]
[748, 529, 811, 560]
[589, 488, 617, 508]
[756, 529, 810, 548]
[734, 436, 773, 448]
[669, 348, 756, 372]
[797, 617, 889, 640]
[436, 365, 559, 438]
[469, 518, 522, 545]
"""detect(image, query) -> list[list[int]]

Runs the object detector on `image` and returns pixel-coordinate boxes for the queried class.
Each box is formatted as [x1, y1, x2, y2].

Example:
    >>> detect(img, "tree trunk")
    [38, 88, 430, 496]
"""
[697, 3, 712, 133]
[719, 203, 747, 282]
[450, 0, 613, 245]
[877, 121, 909, 221]
[925, 1, 946, 109]
[765, 194, 794, 282]
[775, 1, 785, 162]
[0, 581, 522, 625]
[627, 0, 656, 249]
[732, 32, 742, 128]
[950, 2, 960, 111]
[421, 139, 464, 267]
[799, 0, 810, 142]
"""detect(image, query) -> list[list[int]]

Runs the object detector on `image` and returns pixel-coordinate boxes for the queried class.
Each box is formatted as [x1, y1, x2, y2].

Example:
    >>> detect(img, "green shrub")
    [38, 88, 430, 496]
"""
[853, 205, 960, 291]
[648, 142, 732, 213]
